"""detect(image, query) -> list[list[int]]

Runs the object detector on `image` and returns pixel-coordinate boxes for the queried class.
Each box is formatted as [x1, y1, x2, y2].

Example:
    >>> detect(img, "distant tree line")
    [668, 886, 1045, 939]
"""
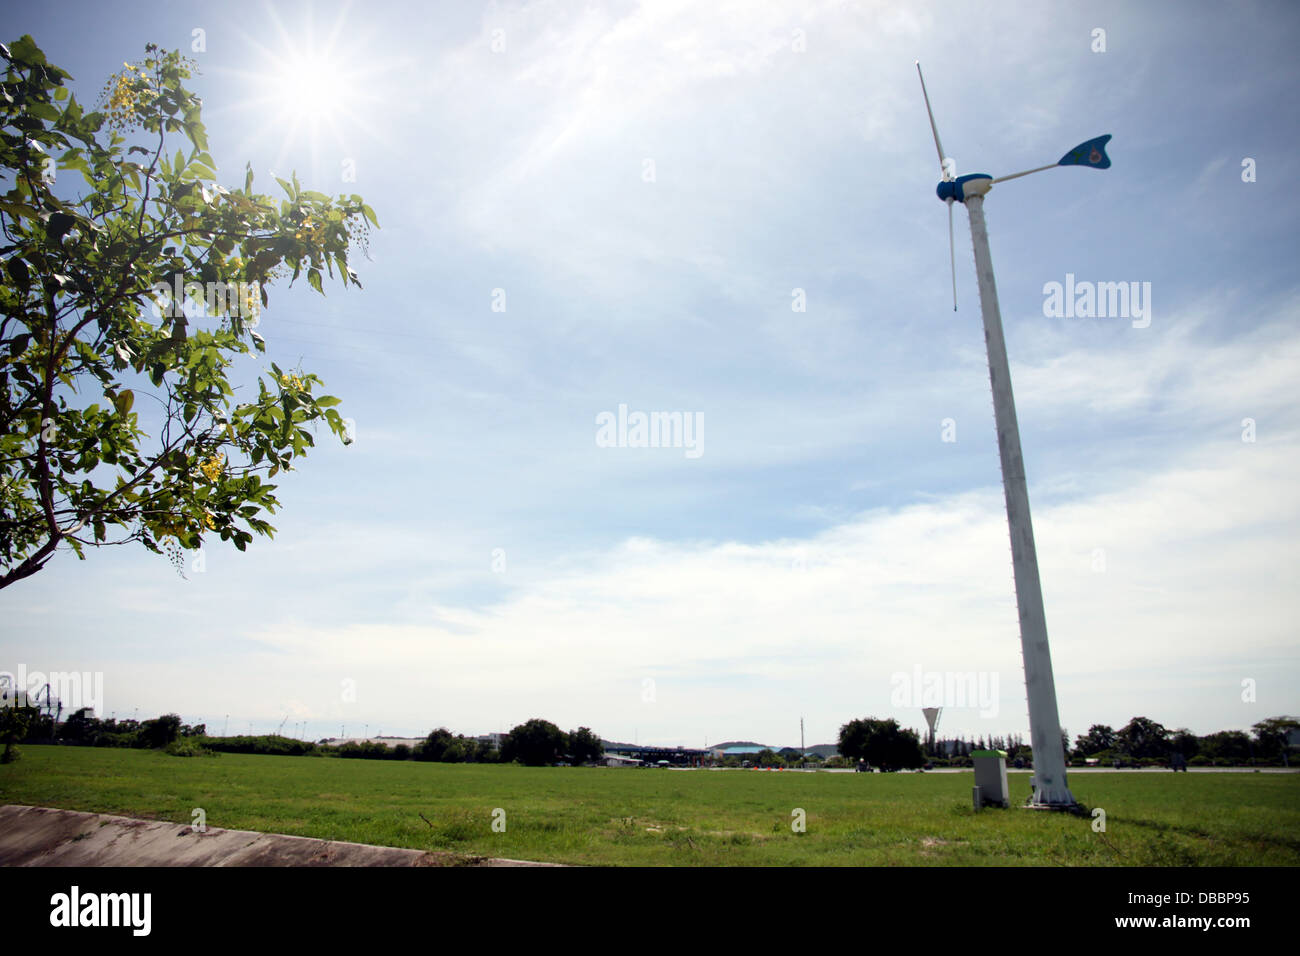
[2, 704, 208, 761]
[714, 748, 836, 769]
[334, 720, 604, 766]
[1, 706, 607, 767]
[5, 700, 1292, 770]
[1069, 716, 1297, 767]
[915, 715, 1297, 768]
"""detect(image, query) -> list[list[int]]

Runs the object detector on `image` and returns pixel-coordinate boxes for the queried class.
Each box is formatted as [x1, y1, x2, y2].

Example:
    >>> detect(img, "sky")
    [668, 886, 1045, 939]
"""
[2, 0, 1297, 750]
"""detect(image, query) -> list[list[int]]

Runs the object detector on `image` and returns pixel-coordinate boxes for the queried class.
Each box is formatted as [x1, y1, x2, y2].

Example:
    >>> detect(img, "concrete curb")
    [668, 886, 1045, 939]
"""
[0, 805, 562, 867]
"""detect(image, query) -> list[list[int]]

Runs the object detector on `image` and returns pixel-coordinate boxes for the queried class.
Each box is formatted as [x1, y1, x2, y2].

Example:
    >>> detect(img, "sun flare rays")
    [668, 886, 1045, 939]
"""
[208, 1, 403, 185]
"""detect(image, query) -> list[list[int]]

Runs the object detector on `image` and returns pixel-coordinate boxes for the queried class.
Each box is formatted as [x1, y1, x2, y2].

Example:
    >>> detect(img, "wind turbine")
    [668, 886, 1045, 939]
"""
[916, 62, 1112, 809]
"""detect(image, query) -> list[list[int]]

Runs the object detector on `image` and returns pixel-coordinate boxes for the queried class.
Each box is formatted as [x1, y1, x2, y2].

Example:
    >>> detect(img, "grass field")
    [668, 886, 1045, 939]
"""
[2, 746, 1297, 866]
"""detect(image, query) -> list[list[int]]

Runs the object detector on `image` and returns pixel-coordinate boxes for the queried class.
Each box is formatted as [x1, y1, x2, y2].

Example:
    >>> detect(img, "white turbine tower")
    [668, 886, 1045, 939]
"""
[916, 62, 1113, 809]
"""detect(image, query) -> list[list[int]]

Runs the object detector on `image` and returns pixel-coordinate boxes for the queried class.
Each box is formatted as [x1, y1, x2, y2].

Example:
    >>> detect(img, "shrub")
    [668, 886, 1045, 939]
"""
[164, 739, 216, 757]
[137, 714, 183, 749]
[337, 740, 389, 759]
[92, 732, 135, 747]
[200, 735, 318, 756]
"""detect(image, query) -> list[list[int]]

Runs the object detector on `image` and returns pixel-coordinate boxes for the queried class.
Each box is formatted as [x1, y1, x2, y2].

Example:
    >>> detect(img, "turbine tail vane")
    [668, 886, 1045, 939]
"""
[1057, 134, 1112, 168]
[992, 134, 1114, 184]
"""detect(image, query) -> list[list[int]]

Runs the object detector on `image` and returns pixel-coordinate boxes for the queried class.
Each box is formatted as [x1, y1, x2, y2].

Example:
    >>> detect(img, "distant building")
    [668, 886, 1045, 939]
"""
[602, 743, 710, 766]
[603, 754, 641, 767]
[715, 745, 767, 758]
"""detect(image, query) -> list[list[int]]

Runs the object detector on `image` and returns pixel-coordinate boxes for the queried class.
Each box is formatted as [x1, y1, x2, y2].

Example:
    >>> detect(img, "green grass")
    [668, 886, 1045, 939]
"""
[2, 746, 1297, 865]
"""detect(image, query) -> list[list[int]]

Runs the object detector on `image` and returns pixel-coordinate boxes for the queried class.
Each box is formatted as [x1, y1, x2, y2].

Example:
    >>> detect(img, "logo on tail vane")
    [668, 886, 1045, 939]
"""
[1058, 134, 1112, 169]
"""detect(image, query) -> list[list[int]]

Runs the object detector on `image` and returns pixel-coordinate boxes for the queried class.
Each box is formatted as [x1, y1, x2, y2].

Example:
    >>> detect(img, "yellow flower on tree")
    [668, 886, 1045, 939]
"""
[199, 453, 224, 483]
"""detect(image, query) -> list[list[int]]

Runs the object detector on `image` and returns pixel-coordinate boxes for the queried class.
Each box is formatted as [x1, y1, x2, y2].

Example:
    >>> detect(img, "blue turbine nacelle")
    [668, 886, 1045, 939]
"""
[936, 174, 993, 204]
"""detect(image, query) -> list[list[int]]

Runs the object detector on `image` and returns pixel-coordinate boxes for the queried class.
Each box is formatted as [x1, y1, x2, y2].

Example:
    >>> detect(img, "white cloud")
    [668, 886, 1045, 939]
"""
[140, 428, 1294, 745]
[1014, 297, 1300, 425]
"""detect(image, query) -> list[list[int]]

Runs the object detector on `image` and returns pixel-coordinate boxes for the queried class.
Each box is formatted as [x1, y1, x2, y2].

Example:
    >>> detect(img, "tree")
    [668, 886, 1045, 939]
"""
[0, 37, 376, 588]
[472, 738, 501, 763]
[1074, 724, 1116, 756]
[58, 705, 97, 744]
[136, 712, 181, 748]
[440, 734, 474, 763]
[837, 718, 924, 770]
[1200, 730, 1252, 763]
[0, 699, 36, 762]
[1169, 727, 1200, 760]
[1252, 716, 1299, 763]
[500, 718, 567, 766]
[1116, 717, 1170, 759]
[414, 727, 455, 762]
[567, 726, 603, 765]
[1007, 743, 1032, 764]
[778, 746, 804, 765]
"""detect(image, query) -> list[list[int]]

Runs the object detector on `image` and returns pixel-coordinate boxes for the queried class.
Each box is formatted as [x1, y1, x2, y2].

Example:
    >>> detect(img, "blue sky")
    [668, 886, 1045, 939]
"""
[3, 0, 1297, 749]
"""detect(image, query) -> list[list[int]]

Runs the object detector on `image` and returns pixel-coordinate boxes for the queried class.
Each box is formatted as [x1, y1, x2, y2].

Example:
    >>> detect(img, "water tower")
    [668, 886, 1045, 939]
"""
[922, 707, 942, 756]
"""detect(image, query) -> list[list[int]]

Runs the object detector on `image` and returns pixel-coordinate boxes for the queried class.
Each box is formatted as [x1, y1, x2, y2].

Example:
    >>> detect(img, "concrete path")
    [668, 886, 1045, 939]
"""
[0, 805, 559, 867]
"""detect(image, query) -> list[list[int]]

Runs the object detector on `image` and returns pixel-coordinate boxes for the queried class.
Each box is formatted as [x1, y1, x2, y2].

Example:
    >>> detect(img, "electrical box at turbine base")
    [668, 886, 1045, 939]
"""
[972, 749, 1009, 809]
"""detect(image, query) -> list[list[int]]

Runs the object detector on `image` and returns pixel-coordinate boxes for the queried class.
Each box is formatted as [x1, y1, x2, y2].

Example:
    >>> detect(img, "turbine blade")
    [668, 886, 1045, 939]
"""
[916, 61, 952, 182]
[948, 200, 957, 311]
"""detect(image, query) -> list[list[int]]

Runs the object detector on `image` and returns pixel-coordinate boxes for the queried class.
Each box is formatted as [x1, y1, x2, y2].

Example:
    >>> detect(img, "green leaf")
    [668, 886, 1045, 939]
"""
[46, 212, 77, 243]
[9, 36, 50, 66]
[5, 256, 30, 286]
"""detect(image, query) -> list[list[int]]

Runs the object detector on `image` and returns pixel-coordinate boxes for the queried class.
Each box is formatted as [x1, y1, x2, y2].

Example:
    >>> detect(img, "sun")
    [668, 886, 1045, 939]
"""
[218, 3, 399, 182]
[275, 51, 353, 123]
